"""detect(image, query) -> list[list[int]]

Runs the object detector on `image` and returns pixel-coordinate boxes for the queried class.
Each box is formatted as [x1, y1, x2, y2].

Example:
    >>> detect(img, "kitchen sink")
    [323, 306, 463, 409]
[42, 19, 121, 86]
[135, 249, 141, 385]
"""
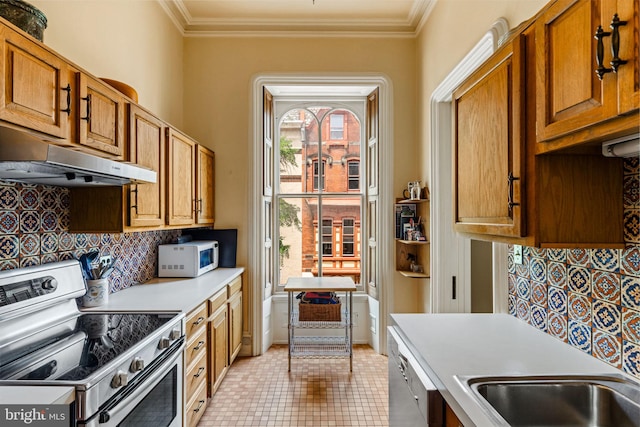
[458, 375, 640, 427]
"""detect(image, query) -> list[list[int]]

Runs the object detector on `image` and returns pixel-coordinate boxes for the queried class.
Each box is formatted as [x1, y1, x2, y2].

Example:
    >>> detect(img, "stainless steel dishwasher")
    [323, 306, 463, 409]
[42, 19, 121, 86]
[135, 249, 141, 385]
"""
[388, 327, 444, 427]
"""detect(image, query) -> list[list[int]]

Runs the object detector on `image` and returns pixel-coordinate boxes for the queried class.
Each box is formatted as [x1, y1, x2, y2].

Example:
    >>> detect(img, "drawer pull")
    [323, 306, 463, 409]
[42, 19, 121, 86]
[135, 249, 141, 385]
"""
[61, 84, 72, 115]
[594, 25, 612, 80]
[193, 367, 205, 378]
[507, 172, 520, 213]
[193, 316, 205, 326]
[609, 13, 628, 72]
[193, 399, 205, 413]
[193, 340, 205, 351]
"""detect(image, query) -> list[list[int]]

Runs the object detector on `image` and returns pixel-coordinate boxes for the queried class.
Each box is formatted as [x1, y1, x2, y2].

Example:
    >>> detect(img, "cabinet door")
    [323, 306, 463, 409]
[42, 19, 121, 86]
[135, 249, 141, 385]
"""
[77, 73, 125, 158]
[209, 306, 228, 395]
[535, 0, 620, 142]
[453, 35, 525, 238]
[128, 105, 165, 227]
[616, 0, 640, 113]
[196, 145, 215, 225]
[229, 291, 242, 364]
[166, 128, 197, 226]
[0, 26, 71, 139]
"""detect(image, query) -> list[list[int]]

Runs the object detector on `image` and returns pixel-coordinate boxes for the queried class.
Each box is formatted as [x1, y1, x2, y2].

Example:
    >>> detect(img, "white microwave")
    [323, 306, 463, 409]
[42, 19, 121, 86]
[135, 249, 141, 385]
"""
[158, 241, 219, 277]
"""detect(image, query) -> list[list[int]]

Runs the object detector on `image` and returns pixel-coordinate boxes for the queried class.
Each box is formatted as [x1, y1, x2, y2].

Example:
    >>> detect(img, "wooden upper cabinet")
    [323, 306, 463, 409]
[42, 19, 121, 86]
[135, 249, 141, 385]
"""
[453, 34, 525, 238]
[167, 127, 197, 226]
[536, 0, 639, 150]
[0, 25, 72, 139]
[616, 0, 640, 114]
[196, 145, 215, 225]
[77, 73, 125, 159]
[129, 104, 165, 228]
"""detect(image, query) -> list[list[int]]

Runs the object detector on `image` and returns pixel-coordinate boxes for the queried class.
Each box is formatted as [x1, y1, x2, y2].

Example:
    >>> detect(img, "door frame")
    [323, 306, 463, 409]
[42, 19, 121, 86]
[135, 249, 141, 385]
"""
[249, 74, 393, 355]
[430, 18, 510, 313]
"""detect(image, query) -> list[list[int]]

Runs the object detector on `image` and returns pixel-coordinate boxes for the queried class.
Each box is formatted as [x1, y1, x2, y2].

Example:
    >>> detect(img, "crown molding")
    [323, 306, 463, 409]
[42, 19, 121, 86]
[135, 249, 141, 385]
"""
[159, 0, 433, 38]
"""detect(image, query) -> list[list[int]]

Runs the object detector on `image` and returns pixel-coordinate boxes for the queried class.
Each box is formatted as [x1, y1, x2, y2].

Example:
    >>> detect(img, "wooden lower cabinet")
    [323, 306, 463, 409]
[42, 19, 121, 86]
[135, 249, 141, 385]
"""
[184, 275, 244, 422]
[185, 381, 207, 427]
[184, 304, 209, 427]
[445, 403, 464, 427]
[209, 302, 229, 395]
[228, 277, 243, 364]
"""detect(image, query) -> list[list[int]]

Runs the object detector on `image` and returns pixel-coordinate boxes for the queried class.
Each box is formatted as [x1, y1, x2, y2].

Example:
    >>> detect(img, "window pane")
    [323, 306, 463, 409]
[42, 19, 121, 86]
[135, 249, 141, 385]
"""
[330, 114, 344, 139]
[279, 197, 316, 286]
[348, 161, 359, 190]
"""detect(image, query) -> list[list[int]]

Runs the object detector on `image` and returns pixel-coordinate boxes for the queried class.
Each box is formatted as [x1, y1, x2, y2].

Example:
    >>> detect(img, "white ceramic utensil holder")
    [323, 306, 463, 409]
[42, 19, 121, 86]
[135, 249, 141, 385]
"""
[83, 278, 109, 307]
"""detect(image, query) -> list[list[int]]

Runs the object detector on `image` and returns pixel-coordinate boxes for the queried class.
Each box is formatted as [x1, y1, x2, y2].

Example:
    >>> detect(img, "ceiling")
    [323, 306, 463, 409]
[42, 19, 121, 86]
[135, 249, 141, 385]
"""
[159, 0, 434, 36]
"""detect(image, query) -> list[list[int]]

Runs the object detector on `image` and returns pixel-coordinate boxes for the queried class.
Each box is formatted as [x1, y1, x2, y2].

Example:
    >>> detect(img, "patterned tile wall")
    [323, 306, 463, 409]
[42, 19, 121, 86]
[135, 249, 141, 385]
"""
[0, 180, 180, 292]
[508, 157, 640, 380]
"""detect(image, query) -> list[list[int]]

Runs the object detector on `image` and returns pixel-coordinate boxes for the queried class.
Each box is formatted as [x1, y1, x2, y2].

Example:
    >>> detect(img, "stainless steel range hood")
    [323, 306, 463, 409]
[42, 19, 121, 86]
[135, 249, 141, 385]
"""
[0, 126, 156, 187]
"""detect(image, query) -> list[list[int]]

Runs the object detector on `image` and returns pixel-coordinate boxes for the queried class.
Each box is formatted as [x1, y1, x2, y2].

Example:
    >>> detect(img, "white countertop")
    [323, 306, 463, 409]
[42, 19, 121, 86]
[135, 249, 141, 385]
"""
[0, 386, 75, 404]
[390, 313, 633, 427]
[81, 267, 244, 314]
[284, 276, 357, 292]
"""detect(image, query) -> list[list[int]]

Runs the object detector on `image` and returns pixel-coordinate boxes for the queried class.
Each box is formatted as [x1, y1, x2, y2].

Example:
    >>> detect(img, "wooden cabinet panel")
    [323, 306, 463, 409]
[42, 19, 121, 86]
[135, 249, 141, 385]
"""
[167, 127, 197, 226]
[229, 291, 242, 364]
[185, 327, 207, 370]
[186, 304, 208, 341]
[77, 73, 125, 158]
[185, 381, 207, 427]
[196, 145, 215, 225]
[616, 0, 640, 114]
[128, 104, 165, 227]
[0, 26, 71, 139]
[453, 35, 525, 238]
[185, 352, 207, 401]
[209, 305, 228, 395]
[536, 0, 639, 149]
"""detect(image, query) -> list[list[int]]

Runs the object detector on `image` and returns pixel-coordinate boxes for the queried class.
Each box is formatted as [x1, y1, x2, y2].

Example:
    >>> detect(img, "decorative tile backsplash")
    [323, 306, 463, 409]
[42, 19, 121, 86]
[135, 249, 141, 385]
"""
[0, 180, 180, 292]
[509, 157, 640, 380]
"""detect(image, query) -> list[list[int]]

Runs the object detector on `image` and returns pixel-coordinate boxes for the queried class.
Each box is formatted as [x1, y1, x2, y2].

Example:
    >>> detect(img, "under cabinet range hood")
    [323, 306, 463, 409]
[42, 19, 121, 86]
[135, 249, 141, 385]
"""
[0, 127, 156, 187]
[602, 133, 640, 158]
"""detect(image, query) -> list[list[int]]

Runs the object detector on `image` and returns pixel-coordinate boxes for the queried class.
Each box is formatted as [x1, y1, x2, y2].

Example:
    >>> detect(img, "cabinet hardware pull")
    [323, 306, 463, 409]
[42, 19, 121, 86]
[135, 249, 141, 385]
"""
[130, 187, 138, 214]
[594, 25, 612, 80]
[507, 172, 520, 213]
[193, 316, 205, 326]
[609, 13, 627, 72]
[194, 367, 205, 378]
[61, 84, 72, 115]
[81, 94, 92, 121]
[193, 340, 205, 351]
[194, 400, 205, 413]
[198, 198, 203, 213]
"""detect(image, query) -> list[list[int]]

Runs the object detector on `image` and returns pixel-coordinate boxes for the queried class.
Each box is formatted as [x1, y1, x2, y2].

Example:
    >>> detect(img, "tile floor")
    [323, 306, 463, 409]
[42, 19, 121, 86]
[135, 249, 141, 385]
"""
[198, 344, 389, 427]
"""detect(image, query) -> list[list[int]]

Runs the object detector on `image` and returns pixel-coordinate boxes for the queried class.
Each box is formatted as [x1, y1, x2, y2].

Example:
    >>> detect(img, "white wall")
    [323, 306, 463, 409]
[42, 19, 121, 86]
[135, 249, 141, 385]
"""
[30, 0, 184, 127]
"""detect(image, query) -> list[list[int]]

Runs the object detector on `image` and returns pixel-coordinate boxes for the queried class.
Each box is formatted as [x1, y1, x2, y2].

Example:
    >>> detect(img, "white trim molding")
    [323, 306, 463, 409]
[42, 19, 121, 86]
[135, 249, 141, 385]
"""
[429, 18, 510, 313]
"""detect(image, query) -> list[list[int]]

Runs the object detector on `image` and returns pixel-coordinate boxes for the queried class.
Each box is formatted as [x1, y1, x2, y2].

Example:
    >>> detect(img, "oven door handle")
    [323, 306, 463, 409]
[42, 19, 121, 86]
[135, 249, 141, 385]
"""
[96, 339, 185, 425]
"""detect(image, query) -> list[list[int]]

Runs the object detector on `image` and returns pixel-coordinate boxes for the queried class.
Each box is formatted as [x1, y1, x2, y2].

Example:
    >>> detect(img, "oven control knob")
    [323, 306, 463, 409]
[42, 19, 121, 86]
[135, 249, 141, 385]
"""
[129, 357, 145, 373]
[169, 329, 181, 340]
[41, 278, 58, 290]
[110, 371, 128, 389]
[157, 337, 171, 350]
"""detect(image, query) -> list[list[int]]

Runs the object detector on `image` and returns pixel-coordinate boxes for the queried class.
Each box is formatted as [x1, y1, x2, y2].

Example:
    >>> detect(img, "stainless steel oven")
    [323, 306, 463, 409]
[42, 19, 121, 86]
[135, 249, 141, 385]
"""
[0, 260, 186, 427]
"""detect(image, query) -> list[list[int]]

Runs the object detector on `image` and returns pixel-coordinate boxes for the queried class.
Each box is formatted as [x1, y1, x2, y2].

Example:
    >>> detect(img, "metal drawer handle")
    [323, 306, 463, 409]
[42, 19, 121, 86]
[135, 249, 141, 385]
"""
[193, 340, 205, 351]
[194, 367, 205, 378]
[81, 94, 91, 121]
[594, 25, 612, 80]
[193, 316, 205, 326]
[507, 172, 520, 213]
[61, 84, 71, 115]
[194, 399, 206, 413]
[609, 13, 627, 72]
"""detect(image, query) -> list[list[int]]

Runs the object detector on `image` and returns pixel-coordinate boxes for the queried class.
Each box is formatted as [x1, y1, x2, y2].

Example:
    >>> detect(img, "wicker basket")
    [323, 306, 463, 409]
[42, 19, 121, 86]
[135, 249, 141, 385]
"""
[299, 303, 341, 322]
